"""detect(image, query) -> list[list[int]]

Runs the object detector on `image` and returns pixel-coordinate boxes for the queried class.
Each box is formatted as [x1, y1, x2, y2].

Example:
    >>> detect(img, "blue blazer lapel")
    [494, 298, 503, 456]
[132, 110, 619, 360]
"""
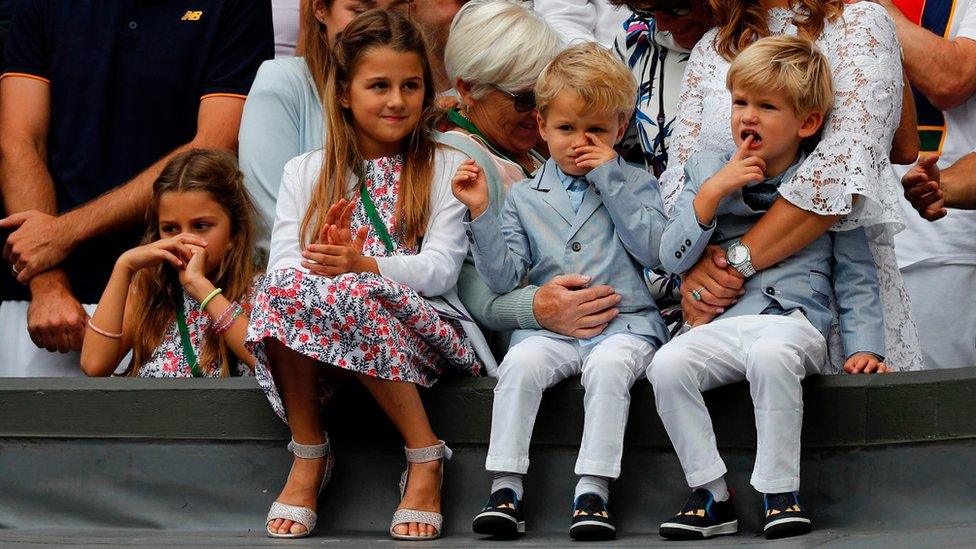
[567, 185, 602, 239]
[535, 162, 575, 225]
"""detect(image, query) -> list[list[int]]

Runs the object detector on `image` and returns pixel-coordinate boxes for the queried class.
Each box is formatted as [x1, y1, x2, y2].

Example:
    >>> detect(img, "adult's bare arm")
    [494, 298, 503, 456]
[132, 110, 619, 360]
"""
[876, 0, 976, 111]
[739, 198, 840, 270]
[890, 72, 920, 165]
[906, 151, 976, 215]
[940, 151, 976, 208]
[1, 95, 245, 282]
[0, 76, 87, 352]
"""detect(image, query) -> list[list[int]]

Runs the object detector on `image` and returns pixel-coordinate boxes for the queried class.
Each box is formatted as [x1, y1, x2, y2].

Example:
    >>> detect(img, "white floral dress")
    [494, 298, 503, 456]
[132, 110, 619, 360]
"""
[659, 3, 923, 371]
[136, 288, 256, 378]
[246, 154, 483, 421]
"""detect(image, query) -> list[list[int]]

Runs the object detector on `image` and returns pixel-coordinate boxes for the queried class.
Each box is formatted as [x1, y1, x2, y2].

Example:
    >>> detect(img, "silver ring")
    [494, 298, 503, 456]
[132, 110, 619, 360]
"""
[691, 287, 705, 301]
[11, 264, 20, 276]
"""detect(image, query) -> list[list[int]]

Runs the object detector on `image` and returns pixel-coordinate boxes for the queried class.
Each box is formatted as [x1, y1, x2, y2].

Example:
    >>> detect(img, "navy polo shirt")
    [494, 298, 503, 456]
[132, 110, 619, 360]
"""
[1, 0, 272, 303]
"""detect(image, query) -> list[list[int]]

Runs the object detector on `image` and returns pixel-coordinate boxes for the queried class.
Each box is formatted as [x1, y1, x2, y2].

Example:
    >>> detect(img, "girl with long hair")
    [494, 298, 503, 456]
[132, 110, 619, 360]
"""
[248, 10, 490, 541]
[80, 149, 258, 377]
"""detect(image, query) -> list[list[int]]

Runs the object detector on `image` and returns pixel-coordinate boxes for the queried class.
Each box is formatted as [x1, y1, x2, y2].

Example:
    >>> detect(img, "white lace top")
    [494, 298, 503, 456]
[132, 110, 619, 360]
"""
[660, 3, 924, 371]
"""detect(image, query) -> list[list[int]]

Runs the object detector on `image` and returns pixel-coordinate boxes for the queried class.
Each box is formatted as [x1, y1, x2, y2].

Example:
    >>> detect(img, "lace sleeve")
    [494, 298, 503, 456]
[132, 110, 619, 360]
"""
[659, 29, 717, 213]
[778, 3, 905, 231]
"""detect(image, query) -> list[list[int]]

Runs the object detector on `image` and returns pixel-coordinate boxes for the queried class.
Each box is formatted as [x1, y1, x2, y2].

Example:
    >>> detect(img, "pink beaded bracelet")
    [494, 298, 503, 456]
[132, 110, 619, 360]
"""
[87, 318, 123, 339]
[213, 302, 244, 334]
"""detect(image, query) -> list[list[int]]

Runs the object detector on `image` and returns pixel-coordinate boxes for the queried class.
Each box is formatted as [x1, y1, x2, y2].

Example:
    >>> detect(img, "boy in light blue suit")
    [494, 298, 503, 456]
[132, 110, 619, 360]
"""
[452, 43, 668, 541]
[649, 36, 888, 542]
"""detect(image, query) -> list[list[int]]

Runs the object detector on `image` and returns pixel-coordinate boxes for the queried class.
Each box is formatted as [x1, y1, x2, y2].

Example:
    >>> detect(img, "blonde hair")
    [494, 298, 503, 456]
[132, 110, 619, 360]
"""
[726, 35, 834, 115]
[535, 42, 638, 123]
[709, 0, 844, 61]
[301, 10, 436, 249]
[130, 149, 256, 377]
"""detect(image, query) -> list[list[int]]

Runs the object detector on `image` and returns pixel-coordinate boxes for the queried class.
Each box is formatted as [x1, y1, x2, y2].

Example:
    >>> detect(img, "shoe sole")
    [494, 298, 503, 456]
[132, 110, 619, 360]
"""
[764, 517, 812, 540]
[659, 519, 738, 539]
[473, 512, 525, 538]
[570, 520, 616, 541]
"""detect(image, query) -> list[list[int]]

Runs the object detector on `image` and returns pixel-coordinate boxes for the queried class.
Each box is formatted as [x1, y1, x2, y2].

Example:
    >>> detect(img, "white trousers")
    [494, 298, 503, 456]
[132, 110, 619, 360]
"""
[0, 300, 97, 377]
[486, 333, 656, 479]
[901, 262, 976, 370]
[647, 314, 826, 494]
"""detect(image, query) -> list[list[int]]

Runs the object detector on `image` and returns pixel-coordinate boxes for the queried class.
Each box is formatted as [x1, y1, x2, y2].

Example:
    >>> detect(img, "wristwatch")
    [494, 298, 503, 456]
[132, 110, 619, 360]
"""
[726, 241, 756, 278]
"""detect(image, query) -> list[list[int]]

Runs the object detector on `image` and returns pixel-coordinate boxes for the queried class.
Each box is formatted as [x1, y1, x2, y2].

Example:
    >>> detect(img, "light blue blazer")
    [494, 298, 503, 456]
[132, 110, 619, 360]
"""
[464, 157, 670, 347]
[660, 151, 885, 358]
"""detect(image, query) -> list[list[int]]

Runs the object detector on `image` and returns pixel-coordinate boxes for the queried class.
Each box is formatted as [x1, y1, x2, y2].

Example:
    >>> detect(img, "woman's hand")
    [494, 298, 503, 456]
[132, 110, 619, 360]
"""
[452, 159, 490, 219]
[533, 274, 621, 338]
[680, 245, 745, 326]
[117, 234, 205, 273]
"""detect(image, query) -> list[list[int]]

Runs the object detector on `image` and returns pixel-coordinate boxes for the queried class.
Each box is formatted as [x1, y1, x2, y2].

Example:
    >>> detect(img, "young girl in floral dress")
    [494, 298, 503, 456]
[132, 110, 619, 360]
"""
[80, 149, 259, 378]
[248, 10, 490, 541]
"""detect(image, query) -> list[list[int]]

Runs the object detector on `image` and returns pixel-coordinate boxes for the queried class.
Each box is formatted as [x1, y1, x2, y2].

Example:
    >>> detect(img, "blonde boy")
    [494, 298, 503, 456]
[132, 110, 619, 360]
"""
[452, 43, 668, 541]
[651, 36, 886, 541]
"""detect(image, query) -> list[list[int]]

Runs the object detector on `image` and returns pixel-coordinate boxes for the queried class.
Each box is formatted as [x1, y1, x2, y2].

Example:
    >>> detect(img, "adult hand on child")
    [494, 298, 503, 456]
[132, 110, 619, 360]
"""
[901, 154, 946, 221]
[451, 159, 490, 219]
[533, 274, 621, 338]
[573, 132, 617, 171]
[843, 352, 890, 374]
[680, 245, 745, 326]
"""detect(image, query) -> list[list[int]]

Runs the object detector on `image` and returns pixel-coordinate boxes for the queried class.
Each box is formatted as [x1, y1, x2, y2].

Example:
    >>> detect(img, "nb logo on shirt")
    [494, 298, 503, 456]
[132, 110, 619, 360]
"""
[181, 10, 203, 21]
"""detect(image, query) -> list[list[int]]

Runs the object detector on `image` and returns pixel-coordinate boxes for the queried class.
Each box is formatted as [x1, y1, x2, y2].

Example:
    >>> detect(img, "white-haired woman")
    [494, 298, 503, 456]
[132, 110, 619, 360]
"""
[443, 0, 626, 348]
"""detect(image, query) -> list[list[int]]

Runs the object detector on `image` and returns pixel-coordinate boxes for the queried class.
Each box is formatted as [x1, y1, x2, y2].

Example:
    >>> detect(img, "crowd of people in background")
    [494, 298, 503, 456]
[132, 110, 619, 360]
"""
[1, 0, 975, 543]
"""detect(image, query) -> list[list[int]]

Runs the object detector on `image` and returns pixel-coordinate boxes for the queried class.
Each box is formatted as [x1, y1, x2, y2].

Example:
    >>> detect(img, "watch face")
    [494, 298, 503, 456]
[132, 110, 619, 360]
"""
[728, 245, 747, 265]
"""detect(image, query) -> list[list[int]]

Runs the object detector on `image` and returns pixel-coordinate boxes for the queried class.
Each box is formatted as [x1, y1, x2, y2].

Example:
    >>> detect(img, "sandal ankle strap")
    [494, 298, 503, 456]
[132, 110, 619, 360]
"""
[287, 433, 331, 460]
[404, 440, 452, 463]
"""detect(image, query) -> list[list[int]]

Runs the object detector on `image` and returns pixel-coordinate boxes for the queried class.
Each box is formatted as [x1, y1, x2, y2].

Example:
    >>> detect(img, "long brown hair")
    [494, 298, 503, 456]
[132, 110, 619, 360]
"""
[129, 149, 256, 377]
[300, 9, 437, 249]
[708, 0, 844, 61]
[300, 0, 333, 99]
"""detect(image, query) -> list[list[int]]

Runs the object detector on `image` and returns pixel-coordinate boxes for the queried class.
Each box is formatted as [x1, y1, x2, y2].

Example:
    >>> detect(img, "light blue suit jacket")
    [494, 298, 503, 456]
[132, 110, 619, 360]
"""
[660, 151, 885, 358]
[465, 157, 670, 347]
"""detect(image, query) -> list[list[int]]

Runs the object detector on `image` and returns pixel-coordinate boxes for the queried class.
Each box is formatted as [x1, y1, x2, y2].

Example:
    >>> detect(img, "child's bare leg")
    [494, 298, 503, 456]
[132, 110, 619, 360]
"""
[356, 374, 441, 537]
[266, 338, 329, 536]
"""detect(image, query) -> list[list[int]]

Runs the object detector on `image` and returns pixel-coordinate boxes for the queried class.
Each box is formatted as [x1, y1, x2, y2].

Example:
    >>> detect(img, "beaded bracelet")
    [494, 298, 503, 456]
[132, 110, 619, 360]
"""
[213, 302, 244, 335]
[199, 287, 223, 311]
[87, 318, 123, 339]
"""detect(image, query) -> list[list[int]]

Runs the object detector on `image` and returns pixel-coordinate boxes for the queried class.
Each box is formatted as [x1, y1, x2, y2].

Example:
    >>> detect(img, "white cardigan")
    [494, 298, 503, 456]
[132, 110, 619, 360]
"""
[534, 0, 629, 49]
[269, 146, 498, 372]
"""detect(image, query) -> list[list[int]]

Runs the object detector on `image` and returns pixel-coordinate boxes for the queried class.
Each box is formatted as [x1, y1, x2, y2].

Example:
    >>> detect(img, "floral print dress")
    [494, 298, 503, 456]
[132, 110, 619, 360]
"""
[246, 154, 482, 421]
[136, 288, 255, 378]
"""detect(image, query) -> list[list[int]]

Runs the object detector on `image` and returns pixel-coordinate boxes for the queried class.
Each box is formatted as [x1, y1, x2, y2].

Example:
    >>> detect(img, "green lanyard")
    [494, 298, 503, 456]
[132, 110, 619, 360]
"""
[175, 296, 205, 378]
[446, 109, 534, 178]
[358, 173, 396, 255]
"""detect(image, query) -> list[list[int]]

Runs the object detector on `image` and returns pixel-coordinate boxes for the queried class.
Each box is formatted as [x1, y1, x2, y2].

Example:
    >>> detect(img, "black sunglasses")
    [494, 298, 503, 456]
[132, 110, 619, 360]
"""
[633, 4, 693, 18]
[494, 86, 537, 113]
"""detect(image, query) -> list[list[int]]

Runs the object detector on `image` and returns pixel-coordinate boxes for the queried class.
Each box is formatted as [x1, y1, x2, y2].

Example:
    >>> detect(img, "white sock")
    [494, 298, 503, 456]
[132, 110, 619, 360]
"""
[574, 475, 610, 503]
[491, 472, 524, 500]
[694, 476, 729, 502]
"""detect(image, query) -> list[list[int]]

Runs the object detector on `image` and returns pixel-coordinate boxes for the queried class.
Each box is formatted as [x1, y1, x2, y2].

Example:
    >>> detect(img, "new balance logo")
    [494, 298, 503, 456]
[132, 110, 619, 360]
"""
[181, 10, 203, 21]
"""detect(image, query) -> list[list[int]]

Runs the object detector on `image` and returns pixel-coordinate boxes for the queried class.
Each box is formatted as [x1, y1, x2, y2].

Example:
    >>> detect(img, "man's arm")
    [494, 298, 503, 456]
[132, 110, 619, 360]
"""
[940, 151, 976, 208]
[0, 75, 88, 352]
[1, 95, 245, 282]
[877, 0, 976, 111]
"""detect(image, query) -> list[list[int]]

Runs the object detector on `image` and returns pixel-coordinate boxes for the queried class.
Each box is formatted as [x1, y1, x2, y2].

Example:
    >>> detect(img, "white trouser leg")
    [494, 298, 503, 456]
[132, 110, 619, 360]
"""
[901, 263, 976, 370]
[575, 333, 656, 479]
[486, 336, 581, 474]
[648, 315, 826, 493]
[0, 301, 98, 377]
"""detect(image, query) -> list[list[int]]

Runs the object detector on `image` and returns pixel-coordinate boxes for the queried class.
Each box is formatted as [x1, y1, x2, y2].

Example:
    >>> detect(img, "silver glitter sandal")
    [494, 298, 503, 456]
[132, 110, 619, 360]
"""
[266, 433, 335, 539]
[389, 440, 452, 540]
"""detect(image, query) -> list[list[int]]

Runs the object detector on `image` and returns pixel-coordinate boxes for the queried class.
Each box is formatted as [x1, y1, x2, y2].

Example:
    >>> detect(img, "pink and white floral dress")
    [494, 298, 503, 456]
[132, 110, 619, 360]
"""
[246, 150, 485, 421]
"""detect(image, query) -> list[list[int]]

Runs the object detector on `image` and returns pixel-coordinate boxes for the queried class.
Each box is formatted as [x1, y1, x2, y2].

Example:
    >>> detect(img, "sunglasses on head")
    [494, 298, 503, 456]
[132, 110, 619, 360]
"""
[633, 3, 693, 18]
[494, 86, 537, 113]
